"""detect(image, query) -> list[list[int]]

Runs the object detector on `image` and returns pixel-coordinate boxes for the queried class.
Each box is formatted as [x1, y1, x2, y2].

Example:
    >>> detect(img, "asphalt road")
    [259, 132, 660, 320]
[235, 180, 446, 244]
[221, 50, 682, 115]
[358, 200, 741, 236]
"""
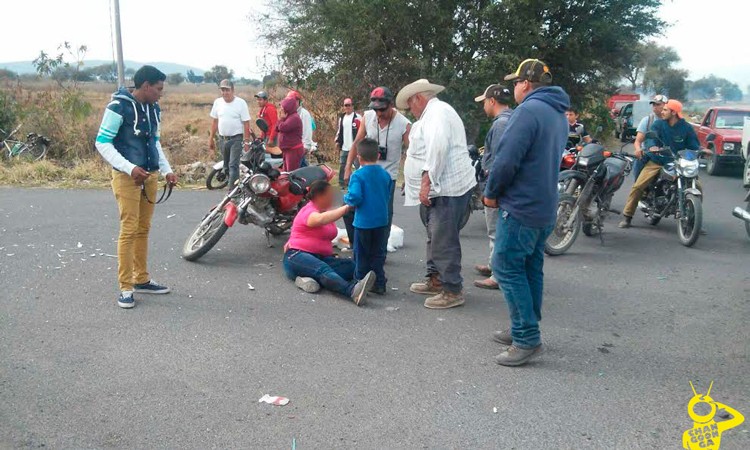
[1, 169, 748, 449]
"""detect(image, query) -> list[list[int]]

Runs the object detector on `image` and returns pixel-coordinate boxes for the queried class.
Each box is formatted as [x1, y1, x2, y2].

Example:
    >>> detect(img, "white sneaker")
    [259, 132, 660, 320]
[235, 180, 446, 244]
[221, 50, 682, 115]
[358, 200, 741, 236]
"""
[295, 277, 321, 293]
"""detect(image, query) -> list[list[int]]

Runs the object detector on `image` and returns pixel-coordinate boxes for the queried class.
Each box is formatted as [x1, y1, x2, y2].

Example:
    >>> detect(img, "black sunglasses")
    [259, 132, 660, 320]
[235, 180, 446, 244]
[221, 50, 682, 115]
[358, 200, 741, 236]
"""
[343, 104, 352, 107]
[373, 107, 388, 112]
[370, 97, 390, 103]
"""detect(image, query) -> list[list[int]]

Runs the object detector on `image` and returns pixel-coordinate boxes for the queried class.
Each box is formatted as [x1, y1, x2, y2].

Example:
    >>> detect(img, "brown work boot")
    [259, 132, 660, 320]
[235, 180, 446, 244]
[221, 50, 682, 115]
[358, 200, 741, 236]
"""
[410, 275, 442, 295]
[474, 264, 492, 277]
[424, 291, 465, 309]
[618, 216, 632, 228]
[473, 277, 499, 290]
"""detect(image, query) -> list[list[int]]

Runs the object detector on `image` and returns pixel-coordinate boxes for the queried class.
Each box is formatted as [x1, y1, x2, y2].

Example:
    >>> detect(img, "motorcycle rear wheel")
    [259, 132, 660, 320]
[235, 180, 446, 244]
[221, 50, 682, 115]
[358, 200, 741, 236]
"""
[677, 194, 702, 247]
[206, 168, 228, 190]
[182, 208, 229, 261]
[545, 194, 581, 256]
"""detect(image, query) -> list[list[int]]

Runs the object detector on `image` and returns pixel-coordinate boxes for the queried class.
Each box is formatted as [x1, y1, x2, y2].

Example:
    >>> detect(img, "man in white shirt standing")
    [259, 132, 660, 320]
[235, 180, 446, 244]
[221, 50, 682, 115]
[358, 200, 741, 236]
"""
[397, 79, 476, 309]
[208, 79, 251, 190]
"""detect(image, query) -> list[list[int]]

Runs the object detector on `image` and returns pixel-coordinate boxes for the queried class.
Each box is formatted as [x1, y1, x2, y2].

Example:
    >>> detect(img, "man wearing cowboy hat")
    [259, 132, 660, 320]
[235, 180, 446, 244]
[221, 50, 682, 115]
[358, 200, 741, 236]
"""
[483, 59, 569, 366]
[398, 79, 476, 310]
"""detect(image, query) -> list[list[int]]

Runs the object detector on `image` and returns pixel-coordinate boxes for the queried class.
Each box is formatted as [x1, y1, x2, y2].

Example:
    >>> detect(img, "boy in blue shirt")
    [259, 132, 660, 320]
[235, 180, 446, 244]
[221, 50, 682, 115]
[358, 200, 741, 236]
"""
[344, 138, 392, 295]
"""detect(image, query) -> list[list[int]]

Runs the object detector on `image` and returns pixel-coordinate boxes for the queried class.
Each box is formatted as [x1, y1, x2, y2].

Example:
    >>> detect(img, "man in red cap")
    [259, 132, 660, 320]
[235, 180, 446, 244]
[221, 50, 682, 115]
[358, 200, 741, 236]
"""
[342, 87, 411, 248]
[619, 99, 701, 228]
[334, 97, 361, 186]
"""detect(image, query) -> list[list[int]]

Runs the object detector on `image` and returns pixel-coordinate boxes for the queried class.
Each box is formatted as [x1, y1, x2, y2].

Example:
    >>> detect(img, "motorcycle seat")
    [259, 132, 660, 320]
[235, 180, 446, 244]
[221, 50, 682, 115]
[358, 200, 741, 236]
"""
[288, 166, 328, 196]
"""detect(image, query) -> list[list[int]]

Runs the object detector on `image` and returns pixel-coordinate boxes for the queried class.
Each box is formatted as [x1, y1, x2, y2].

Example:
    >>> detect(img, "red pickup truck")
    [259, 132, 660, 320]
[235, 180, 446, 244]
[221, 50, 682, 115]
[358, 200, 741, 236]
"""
[691, 107, 750, 175]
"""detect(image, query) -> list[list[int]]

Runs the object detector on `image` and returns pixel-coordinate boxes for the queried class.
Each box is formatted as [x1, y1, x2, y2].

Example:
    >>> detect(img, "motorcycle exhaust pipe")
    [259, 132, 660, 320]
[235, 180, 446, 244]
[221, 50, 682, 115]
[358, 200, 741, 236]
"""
[240, 201, 273, 226]
[732, 207, 750, 223]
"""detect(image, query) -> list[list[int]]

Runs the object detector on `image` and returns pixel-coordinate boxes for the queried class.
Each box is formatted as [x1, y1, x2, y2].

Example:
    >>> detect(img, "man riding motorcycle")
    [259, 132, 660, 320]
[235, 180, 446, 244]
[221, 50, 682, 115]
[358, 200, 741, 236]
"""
[619, 99, 700, 228]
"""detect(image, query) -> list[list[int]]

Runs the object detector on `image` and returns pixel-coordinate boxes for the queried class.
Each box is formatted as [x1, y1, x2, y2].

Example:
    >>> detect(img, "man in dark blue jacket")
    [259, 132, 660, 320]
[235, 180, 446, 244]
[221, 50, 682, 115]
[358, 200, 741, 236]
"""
[483, 59, 569, 366]
[95, 66, 177, 309]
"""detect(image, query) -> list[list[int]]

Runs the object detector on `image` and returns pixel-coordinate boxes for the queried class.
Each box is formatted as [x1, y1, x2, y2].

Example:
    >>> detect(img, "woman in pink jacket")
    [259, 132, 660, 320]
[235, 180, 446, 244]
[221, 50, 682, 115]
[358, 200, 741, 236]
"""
[276, 97, 305, 171]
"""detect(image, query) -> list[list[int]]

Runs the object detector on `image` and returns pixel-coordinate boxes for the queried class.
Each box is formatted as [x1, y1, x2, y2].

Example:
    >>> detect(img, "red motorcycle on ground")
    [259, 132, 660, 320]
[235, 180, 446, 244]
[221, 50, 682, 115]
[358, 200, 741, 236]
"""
[182, 119, 335, 261]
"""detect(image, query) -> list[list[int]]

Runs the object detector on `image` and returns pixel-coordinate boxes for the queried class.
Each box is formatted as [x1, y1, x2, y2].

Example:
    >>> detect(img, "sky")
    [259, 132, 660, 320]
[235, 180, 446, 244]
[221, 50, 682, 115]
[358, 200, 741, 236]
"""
[0, 0, 747, 85]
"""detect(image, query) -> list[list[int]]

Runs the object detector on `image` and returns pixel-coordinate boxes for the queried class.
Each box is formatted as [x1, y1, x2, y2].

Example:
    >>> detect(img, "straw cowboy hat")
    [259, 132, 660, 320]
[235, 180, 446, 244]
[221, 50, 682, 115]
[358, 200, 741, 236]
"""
[395, 79, 445, 109]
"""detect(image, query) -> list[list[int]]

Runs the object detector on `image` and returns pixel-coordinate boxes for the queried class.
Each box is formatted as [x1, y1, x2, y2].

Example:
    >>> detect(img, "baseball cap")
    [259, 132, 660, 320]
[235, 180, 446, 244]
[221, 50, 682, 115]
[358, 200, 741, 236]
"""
[368, 87, 394, 109]
[665, 99, 683, 118]
[474, 84, 513, 104]
[649, 94, 668, 105]
[218, 79, 234, 89]
[504, 59, 552, 84]
[254, 91, 269, 99]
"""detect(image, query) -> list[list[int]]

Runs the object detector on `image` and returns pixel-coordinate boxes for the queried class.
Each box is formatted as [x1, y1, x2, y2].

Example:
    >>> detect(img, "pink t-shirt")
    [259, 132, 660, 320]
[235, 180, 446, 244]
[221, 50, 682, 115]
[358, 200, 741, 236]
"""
[286, 202, 337, 256]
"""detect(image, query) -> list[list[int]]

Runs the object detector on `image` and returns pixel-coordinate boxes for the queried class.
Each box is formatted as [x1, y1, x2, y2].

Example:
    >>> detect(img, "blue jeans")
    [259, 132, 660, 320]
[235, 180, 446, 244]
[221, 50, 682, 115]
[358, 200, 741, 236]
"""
[492, 210, 553, 349]
[353, 226, 388, 288]
[283, 249, 356, 297]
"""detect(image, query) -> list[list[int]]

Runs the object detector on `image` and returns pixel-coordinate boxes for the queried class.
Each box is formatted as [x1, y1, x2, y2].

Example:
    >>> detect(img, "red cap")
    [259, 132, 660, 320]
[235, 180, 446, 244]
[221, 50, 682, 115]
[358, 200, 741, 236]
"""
[286, 90, 302, 101]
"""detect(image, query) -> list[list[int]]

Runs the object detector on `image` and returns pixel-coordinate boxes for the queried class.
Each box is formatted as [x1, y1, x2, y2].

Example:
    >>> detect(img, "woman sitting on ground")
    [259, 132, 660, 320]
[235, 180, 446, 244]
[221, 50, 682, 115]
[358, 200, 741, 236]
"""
[283, 180, 375, 306]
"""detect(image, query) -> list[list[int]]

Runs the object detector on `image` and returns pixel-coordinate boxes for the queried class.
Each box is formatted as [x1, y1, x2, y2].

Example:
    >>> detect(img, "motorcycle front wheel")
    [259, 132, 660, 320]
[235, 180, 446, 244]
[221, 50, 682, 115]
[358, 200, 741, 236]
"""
[745, 202, 750, 240]
[677, 194, 702, 247]
[182, 207, 229, 261]
[206, 168, 228, 190]
[545, 194, 581, 256]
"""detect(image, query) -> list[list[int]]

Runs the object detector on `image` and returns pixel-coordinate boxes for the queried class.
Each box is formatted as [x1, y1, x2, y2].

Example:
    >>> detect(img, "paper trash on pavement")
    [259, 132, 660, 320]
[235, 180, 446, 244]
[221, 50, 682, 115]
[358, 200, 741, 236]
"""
[259, 394, 289, 406]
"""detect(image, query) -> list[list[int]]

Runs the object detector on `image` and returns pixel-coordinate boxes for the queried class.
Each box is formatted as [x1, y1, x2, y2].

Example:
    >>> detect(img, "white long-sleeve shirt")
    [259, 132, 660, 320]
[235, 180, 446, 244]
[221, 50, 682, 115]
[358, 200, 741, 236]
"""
[404, 98, 475, 205]
[298, 106, 314, 150]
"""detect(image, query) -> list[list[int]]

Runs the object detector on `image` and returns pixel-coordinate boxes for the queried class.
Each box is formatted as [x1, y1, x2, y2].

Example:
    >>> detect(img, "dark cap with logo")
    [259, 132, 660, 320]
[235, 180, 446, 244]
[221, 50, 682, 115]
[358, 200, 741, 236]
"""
[504, 59, 553, 84]
[474, 84, 513, 104]
[368, 86, 394, 109]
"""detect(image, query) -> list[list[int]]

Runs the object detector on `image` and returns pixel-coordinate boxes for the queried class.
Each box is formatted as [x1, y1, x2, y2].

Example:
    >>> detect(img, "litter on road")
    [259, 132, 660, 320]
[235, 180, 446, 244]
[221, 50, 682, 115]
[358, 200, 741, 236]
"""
[259, 394, 289, 406]
[248, 283, 255, 291]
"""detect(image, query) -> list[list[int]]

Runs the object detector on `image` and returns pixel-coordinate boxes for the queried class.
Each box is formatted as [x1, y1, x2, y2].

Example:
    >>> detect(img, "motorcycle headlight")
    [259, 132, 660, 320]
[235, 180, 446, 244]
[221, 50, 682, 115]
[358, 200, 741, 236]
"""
[249, 173, 271, 193]
[677, 158, 699, 177]
[577, 157, 589, 167]
[723, 143, 735, 151]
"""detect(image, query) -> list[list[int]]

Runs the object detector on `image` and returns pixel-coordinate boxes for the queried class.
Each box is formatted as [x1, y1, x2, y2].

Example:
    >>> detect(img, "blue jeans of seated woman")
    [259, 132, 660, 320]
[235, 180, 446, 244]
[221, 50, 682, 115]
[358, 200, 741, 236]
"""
[492, 210, 554, 349]
[283, 249, 356, 297]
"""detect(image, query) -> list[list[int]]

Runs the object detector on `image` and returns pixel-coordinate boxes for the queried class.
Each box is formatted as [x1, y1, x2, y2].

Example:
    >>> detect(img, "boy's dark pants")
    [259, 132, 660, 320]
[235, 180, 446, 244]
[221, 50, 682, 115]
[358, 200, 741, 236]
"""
[353, 225, 389, 288]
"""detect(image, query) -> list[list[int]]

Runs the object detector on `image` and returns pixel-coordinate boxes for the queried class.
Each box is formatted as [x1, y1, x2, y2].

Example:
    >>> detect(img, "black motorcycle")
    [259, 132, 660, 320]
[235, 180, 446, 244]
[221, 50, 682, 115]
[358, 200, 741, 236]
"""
[638, 132, 705, 247]
[418, 144, 481, 231]
[546, 143, 633, 255]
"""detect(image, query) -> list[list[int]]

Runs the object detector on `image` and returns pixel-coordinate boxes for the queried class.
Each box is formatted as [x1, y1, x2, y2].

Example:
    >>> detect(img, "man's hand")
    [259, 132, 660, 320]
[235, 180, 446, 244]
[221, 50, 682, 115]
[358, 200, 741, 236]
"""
[131, 166, 150, 185]
[419, 173, 431, 207]
[208, 138, 216, 151]
[483, 197, 498, 208]
[634, 148, 644, 159]
[166, 173, 178, 187]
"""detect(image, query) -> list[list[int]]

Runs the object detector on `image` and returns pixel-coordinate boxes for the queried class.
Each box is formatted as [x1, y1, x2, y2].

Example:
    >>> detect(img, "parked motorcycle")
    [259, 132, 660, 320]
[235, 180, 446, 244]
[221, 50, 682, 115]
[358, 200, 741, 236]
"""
[206, 154, 284, 190]
[560, 135, 584, 171]
[638, 132, 705, 247]
[545, 143, 633, 255]
[418, 144, 480, 231]
[183, 119, 335, 261]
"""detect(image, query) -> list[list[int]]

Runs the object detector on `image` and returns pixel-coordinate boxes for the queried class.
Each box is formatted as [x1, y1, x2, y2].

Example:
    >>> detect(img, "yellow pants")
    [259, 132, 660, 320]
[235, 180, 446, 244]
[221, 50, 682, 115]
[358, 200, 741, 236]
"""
[623, 161, 703, 218]
[623, 161, 662, 218]
[111, 170, 158, 291]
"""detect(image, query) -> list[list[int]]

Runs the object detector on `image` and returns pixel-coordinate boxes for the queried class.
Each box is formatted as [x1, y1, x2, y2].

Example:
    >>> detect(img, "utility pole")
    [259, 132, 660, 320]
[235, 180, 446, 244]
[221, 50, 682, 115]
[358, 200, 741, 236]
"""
[113, 0, 126, 87]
